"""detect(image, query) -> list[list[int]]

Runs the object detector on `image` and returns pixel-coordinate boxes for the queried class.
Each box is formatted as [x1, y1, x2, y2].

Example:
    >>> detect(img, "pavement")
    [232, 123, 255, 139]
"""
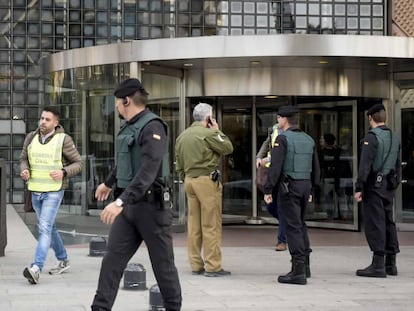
[1, 204, 414, 311]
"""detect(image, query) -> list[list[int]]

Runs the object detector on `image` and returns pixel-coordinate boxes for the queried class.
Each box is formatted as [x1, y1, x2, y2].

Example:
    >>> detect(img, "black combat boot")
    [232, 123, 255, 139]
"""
[305, 254, 311, 278]
[278, 258, 307, 285]
[385, 254, 398, 276]
[356, 254, 386, 278]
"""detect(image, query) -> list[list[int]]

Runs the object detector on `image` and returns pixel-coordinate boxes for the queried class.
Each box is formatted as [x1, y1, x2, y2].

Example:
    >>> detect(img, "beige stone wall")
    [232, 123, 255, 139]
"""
[392, 0, 414, 37]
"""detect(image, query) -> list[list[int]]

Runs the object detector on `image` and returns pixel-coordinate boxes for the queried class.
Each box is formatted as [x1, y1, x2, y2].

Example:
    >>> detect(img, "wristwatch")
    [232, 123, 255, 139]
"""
[115, 198, 123, 207]
[61, 168, 67, 177]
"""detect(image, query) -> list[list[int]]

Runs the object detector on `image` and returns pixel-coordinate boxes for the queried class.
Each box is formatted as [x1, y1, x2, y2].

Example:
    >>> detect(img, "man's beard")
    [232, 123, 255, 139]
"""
[118, 113, 124, 120]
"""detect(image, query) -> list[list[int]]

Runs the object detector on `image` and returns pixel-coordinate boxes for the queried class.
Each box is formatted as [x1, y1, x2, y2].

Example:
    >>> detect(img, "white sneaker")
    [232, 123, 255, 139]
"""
[49, 260, 71, 275]
[23, 265, 40, 284]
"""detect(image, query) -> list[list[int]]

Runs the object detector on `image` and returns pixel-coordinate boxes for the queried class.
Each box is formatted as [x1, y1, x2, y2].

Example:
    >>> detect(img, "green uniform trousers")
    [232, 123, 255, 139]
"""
[184, 176, 223, 272]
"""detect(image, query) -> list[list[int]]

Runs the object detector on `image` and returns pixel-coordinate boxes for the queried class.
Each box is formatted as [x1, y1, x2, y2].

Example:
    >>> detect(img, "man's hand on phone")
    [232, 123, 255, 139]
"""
[207, 117, 219, 130]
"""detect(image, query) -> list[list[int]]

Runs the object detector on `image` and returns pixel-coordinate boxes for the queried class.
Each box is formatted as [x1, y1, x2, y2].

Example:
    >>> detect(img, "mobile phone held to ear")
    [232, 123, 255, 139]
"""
[207, 117, 213, 127]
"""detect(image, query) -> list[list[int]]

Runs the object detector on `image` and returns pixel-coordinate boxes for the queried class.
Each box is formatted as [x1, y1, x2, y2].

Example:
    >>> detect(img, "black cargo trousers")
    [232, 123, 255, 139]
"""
[91, 196, 182, 311]
[278, 179, 312, 261]
[362, 174, 400, 256]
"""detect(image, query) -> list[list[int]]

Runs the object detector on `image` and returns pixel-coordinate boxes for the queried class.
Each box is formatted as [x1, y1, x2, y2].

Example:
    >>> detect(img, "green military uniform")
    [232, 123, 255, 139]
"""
[175, 121, 233, 274]
[264, 106, 320, 285]
[355, 116, 401, 277]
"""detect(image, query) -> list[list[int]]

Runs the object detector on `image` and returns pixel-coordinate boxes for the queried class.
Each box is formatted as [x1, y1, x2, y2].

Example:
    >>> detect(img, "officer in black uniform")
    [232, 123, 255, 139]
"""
[264, 106, 320, 285]
[91, 78, 182, 311]
[354, 103, 401, 278]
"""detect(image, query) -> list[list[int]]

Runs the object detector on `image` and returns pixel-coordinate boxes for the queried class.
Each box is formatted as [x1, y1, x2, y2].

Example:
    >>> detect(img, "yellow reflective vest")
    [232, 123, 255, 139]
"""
[28, 133, 65, 192]
[265, 124, 279, 168]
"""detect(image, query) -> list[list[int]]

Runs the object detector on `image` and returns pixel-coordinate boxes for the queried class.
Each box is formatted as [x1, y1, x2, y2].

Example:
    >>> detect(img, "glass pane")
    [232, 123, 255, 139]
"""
[41, 10, 53, 22]
[257, 2, 268, 14]
[178, 0, 189, 12]
[150, 13, 162, 24]
[150, 0, 162, 11]
[231, 1, 242, 13]
[70, 0, 81, 9]
[56, 24, 64, 35]
[373, 5, 383, 17]
[360, 5, 371, 16]
[296, 16, 307, 28]
[244, 2, 255, 14]
[221, 100, 252, 218]
[97, 11, 108, 23]
[138, 13, 150, 24]
[70, 10, 81, 22]
[84, 11, 95, 22]
[42, 23, 53, 35]
[401, 97, 414, 223]
[97, 0, 109, 9]
[360, 18, 371, 29]
[97, 25, 108, 37]
[244, 15, 254, 27]
[347, 17, 358, 29]
[0, 135, 10, 147]
[70, 24, 82, 36]
[150, 26, 162, 38]
[309, 4, 319, 15]
[335, 4, 345, 16]
[231, 15, 242, 27]
[257, 15, 268, 27]
[372, 18, 383, 30]
[296, 3, 306, 15]
[84, 25, 94, 36]
[321, 4, 332, 16]
[347, 4, 358, 16]
[205, 14, 216, 26]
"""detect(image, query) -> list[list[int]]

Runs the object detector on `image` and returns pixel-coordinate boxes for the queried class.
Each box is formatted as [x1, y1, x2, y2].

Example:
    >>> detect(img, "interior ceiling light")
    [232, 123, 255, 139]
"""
[183, 63, 193, 67]
[250, 61, 261, 65]
[319, 60, 329, 64]
[377, 62, 388, 66]
[264, 95, 278, 99]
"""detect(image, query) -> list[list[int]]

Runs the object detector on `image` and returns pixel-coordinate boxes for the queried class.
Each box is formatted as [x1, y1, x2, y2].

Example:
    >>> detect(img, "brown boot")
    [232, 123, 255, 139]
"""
[275, 242, 287, 251]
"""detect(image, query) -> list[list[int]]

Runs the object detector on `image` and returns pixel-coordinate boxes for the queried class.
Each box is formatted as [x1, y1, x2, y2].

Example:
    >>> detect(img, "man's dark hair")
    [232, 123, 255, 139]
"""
[43, 106, 60, 120]
[372, 110, 386, 123]
[130, 92, 148, 106]
[324, 133, 336, 146]
[286, 114, 299, 126]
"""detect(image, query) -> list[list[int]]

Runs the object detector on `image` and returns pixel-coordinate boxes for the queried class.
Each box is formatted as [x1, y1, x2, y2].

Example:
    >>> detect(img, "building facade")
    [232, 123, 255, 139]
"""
[1, 1, 414, 232]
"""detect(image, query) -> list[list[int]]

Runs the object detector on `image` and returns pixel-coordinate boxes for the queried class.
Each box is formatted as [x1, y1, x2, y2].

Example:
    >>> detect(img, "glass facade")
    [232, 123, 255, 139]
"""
[6, 0, 408, 234]
[1, 0, 387, 205]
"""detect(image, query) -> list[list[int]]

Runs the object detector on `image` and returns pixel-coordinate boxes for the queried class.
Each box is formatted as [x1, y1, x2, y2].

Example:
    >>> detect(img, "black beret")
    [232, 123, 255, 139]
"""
[278, 106, 299, 117]
[366, 103, 385, 116]
[114, 78, 149, 98]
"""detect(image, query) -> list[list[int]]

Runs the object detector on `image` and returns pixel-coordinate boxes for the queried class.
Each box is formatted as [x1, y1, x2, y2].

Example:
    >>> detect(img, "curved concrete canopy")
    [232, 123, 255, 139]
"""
[43, 34, 414, 74]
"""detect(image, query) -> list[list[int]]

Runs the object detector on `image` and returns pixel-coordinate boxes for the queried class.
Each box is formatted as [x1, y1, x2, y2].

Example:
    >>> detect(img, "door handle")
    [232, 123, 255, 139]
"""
[401, 162, 407, 167]
[401, 180, 408, 184]
[173, 180, 183, 184]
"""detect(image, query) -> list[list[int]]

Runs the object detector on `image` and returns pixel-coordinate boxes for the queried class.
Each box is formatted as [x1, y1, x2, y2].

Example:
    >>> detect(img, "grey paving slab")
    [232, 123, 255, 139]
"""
[1, 205, 414, 311]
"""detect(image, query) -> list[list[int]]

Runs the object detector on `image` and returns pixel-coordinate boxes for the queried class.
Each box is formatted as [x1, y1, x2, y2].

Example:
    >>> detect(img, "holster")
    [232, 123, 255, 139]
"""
[280, 176, 290, 195]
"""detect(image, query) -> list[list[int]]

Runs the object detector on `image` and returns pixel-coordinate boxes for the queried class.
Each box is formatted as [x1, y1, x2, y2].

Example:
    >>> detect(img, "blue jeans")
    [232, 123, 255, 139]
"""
[31, 190, 67, 271]
[266, 200, 287, 244]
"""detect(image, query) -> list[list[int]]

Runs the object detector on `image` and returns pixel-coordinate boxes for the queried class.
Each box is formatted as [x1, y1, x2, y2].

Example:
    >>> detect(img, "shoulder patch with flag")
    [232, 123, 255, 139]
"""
[364, 141, 369, 145]
[153, 133, 161, 140]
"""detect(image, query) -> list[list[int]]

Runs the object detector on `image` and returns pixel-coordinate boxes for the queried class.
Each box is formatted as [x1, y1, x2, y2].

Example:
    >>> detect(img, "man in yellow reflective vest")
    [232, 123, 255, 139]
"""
[20, 106, 82, 284]
[256, 123, 287, 251]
